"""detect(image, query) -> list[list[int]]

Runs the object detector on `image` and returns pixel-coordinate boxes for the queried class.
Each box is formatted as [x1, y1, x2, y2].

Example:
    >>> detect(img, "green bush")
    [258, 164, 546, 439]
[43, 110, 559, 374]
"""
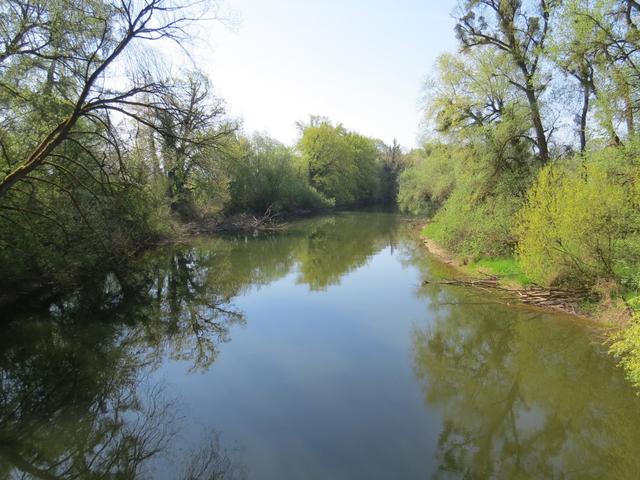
[516, 147, 640, 288]
[424, 183, 522, 259]
[397, 145, 456, 215]
[610, 297, 640, 389]
[226, 135, 332, 215]
[0, 170, 170, 294]
[411, 141, 531, 259]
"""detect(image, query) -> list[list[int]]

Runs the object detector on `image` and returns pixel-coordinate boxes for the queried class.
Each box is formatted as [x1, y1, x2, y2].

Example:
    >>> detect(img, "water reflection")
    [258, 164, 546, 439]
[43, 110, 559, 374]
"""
[131, 248, 246, 371]
[0, 244, 254, 478]
[0, 212, 405, 479]
[292, 213, 400, 290]
[0, 315, 245, 479]
[0, 318, 163, 478]
[4, 211, 638, 479]
[412, 287, 640, 479]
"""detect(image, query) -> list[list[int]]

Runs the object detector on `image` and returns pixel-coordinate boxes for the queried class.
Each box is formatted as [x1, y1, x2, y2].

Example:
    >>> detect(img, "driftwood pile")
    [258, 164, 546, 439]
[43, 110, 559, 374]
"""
[424, 275, 587, 314]
[187, 205, 288, 234]
[224, 206, 286, 232]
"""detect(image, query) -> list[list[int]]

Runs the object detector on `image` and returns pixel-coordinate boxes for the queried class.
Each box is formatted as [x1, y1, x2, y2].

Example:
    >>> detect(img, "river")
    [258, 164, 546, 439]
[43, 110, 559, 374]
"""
[1, 211, 639, 479]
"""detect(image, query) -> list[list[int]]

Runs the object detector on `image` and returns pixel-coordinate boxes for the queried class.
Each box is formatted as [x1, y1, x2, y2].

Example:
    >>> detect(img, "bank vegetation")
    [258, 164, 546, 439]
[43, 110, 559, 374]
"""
[397, 0, 640, 386]
[0, 0, 402, 305]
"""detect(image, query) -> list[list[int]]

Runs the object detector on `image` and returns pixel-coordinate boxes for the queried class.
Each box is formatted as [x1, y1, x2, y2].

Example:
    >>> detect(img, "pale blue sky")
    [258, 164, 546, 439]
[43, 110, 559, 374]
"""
[199, 1, 459, 148]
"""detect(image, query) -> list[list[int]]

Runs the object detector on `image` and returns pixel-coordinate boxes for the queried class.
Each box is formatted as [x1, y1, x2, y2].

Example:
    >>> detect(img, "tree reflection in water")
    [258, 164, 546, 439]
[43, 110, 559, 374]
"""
[412, 285, 640, 479]
[0, 211, 455, 479]
[0, 243, 249, 479]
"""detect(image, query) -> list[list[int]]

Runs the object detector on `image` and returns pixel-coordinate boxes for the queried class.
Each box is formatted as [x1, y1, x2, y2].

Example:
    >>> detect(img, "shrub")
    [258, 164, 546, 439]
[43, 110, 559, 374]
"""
[610, 297, 640, 389]
[226, 135, 332, 215]
[413, 142, 531, 259]
[516, 147, 640, 288]
[397, 145, 456, 215]
[425, 184, 522, 259]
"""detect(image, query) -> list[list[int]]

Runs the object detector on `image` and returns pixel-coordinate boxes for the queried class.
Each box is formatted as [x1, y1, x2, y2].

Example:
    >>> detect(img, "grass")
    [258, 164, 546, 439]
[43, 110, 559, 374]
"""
[421, 223, 531, 286]
[623, 291, 640, 306]
[422, 223, 440, 238]
[468, 257, 532, 286]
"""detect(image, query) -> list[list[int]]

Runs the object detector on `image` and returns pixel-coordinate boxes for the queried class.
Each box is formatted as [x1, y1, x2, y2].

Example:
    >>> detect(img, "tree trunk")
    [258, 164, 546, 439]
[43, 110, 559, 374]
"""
[522, 75, 549, 163]
[579, 80, 590, 152]
[0, 119, 74, 198]
[624, 88, 635, 136]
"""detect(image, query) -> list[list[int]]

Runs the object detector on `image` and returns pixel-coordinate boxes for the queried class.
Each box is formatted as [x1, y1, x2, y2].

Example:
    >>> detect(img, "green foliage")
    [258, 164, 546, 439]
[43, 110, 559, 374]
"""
[378, 139, 404, 205]
[516, 146, 640, 288]
[406, 0, 640, 393]
[0, 165, 171, 292]
[397, 144, 456, 215]
[225, 135, 332, 215]
[424, 183, 523, 259]
[404, 47, 538, 259]
[0, 0, 232, 297]
[347, 131, 382, 203]
[297, 119, 385, 206]
[405, 134, 534, 260]
[610, 297, 640, 389]
[0, 0, 409, 300]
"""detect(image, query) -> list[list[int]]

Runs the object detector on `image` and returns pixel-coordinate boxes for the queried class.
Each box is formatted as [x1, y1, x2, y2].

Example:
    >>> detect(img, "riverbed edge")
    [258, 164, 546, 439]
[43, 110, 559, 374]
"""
[417, 227, 633, 328]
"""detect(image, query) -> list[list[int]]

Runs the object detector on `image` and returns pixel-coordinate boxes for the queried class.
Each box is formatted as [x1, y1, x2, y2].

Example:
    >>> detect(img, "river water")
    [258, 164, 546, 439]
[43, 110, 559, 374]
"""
[1, 211, 639, 479]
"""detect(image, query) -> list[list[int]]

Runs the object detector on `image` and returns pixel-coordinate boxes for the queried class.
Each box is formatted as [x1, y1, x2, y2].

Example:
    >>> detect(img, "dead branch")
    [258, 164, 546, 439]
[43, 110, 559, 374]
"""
[424, 276, 589, 314]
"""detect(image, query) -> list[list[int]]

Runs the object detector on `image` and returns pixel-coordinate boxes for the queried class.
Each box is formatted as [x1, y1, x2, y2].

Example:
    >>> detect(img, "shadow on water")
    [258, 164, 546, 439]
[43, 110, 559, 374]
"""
[2, 211, 640, 479]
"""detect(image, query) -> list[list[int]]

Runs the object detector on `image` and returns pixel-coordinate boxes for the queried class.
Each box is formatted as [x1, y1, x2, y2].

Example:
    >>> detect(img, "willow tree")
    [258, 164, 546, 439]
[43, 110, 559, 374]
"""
[0, 0, 232, 293]
[455, 0, 558, 163]
[426, 50, 534, 177]
[0, 0, 218, 199]
[567, 0, 640, 140]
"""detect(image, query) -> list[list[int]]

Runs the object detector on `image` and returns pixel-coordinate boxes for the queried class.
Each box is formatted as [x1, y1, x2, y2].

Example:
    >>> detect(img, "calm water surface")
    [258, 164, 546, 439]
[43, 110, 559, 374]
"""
[2, 212, 640, 479]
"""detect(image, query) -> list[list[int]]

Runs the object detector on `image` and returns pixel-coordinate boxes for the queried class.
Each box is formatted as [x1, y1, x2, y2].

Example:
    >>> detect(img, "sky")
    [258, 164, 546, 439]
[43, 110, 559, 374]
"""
[196, 0, 459, 148]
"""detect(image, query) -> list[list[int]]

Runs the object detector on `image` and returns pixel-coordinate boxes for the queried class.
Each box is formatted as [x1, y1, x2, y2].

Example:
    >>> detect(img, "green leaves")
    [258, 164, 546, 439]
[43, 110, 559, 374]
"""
[516, 146, 640, 287]
[297, 119, 385, 207]
[224, 134, 331, 215]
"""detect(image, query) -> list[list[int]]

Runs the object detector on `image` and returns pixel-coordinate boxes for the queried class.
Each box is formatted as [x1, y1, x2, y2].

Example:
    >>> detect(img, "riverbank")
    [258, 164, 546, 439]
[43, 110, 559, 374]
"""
[0, 207, 394, 311]
[0, 210, 293, 311]
[419, 228, 633, 326]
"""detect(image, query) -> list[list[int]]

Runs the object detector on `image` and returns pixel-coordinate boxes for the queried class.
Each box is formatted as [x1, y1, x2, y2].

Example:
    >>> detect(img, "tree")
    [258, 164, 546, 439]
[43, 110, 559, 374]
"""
[379, 138, 404, 204]
[297, 118, 383, 206]
[0, 0, 217, 199]
[427, 50, 535, 172]
[548, 0, 601, 151]
[223, 133, 330, 215]
[297, 120, 355, 205]
[455, 0, 558, 163]
[152, 71, 235, 215]
[566, 0, 640, 141]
